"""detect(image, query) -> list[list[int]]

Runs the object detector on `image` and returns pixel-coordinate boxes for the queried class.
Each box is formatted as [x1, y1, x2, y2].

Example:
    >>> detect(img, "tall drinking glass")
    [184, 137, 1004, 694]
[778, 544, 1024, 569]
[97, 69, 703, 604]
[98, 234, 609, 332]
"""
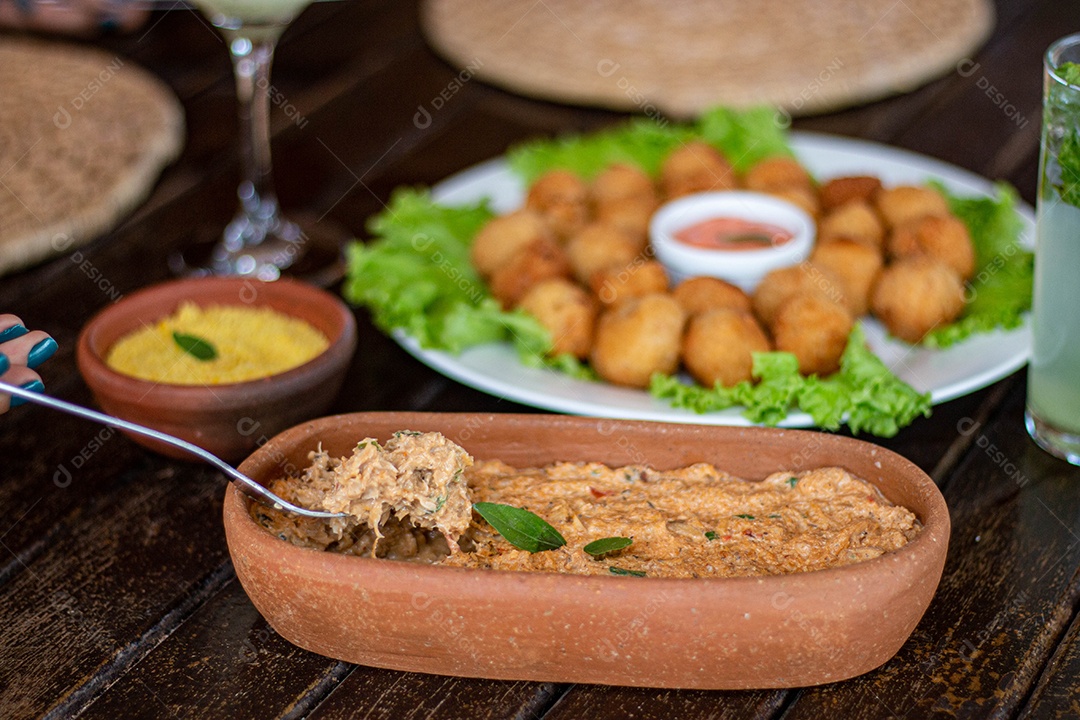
[174, 0, 343, 283]
[1026, 32, 1080, 465]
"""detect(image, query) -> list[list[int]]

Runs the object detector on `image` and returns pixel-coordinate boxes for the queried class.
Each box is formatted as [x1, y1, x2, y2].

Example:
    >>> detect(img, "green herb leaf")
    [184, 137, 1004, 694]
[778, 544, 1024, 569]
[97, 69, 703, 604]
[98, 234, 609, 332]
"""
[172, 332, 217, 361]
[786, 476, 799, 488]
[473, 502, 566, 553]
[725, 233, 774, 246]
[1059, 61, 1080, 87]
[583, 536, 633, 557]
[507, 105, 792, 182]
[609, 566, 647, 577]
[705, 531, 719, 541]
[734, 514, 756, 520]
[342, 189, 552, 360]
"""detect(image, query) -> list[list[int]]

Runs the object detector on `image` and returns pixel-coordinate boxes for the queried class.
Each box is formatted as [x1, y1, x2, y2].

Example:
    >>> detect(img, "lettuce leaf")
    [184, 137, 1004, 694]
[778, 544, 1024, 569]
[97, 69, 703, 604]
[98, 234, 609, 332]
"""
[922, 182, 1033, 348]
[508, 106, 792, 183]
[651, 325, 931, 437]
[344, 188, 551, 358]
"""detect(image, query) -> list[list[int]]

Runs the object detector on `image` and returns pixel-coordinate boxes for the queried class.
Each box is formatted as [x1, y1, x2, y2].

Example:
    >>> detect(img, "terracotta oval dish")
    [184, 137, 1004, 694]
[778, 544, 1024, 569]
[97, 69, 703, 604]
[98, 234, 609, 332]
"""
[77, 277, 356, 462]
[224, 412, 950, 690]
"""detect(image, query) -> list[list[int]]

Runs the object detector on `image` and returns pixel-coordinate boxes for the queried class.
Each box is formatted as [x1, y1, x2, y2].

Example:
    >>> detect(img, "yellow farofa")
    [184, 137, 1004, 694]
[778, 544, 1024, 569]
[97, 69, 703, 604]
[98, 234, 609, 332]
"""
[106, 302, 329, 385]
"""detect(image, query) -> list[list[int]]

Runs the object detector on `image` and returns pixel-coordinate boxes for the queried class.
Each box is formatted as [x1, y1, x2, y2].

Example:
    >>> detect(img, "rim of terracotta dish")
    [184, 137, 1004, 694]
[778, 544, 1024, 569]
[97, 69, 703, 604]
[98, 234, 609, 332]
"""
[77, 277, 356, 410]
[227, 413, 950, 591]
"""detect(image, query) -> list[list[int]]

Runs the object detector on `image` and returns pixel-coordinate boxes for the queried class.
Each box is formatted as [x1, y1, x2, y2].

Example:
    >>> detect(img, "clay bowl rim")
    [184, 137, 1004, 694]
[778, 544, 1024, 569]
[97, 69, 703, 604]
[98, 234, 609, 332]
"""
[76, 276, 357, 410]
[227, 412, 950, 592]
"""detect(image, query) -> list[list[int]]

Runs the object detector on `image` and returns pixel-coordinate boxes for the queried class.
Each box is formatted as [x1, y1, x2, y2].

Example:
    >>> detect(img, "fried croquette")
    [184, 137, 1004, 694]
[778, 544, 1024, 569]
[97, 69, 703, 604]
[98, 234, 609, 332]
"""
[819, 176, 883, 211]
[471, 210, 554, 277]
[592, 163, 656, 208]
[752, 263, 849, 328]
[888, 214, 976, 279]
[875, 185, 950, 229]
[594, 197, 655, 248]
[525, 170, 590, 241]
[672, 276, 752, 316]
[660, 141, 737, 199]
[767, 185, 821, 219]
[818, 201, 885, 249]
[590, 259, 669, 306]
[743, 156, 813, 193]
[871, 257, 965, 343]
[810, 238, 884, 316]
[772, 293, 854, 376]
[488, 237, 572, 309]
[565, 223, 643, 284]
[590, 294, 686, 388]
[517, 278, 597, 359]
[682, 308, 771, 388]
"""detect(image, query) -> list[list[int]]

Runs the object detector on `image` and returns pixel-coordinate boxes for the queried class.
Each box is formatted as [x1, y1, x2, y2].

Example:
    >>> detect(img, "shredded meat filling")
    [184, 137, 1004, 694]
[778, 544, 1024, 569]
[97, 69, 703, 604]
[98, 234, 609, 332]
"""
[253, 432, 921, 578]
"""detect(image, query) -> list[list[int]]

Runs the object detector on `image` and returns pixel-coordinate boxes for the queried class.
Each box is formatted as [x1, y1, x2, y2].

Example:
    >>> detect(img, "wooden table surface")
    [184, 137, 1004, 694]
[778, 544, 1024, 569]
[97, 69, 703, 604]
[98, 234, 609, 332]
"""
[3, 0, 1080, 717]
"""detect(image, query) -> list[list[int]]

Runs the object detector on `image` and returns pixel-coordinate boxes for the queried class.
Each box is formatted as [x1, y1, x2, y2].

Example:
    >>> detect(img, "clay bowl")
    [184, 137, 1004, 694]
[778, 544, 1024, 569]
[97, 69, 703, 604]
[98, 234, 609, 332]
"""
[224, 412, 950, 690]
[77, 277, 356, 463]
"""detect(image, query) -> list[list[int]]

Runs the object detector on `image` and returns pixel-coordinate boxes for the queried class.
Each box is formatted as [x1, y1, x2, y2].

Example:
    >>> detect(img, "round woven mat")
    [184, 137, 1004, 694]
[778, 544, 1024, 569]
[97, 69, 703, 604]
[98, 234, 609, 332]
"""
[0, 37, 184, 275]
[422, 0, 994, 118]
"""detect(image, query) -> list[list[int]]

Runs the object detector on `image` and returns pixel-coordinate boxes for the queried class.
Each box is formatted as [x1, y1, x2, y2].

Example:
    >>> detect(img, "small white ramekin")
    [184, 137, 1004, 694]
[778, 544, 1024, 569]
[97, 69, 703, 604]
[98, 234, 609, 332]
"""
[650, 191, 815, 291]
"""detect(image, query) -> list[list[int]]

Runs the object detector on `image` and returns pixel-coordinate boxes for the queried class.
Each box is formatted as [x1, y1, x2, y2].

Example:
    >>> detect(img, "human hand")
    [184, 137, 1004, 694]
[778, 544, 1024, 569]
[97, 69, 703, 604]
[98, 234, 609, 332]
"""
[0, 0, 149, 35]
[0, 314, 57, 413]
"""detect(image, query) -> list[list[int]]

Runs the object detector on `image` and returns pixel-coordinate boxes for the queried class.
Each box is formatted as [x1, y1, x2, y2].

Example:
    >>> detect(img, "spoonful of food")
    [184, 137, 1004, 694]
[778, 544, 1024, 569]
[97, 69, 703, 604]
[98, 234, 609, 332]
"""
[0, 380, 348, 520]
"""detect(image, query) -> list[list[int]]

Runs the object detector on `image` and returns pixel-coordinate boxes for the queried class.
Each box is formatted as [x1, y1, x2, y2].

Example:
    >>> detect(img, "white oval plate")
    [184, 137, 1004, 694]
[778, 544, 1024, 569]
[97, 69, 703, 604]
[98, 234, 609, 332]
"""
[392, 132, 1033, 428]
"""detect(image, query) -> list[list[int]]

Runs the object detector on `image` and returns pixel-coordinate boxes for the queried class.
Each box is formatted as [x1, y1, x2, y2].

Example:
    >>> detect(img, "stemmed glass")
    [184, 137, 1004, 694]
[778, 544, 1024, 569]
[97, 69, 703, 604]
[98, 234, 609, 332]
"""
[173, 0, 343, 283]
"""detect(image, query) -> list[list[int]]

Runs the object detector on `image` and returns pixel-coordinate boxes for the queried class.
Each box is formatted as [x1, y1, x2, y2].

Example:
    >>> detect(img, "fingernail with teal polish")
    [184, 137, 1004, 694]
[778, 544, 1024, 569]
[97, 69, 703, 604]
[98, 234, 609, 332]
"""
[27, 337, 57, 369]
[0, 325, 27, 343]
[10, 380, 43, 408]
[0, 354, 9, 375]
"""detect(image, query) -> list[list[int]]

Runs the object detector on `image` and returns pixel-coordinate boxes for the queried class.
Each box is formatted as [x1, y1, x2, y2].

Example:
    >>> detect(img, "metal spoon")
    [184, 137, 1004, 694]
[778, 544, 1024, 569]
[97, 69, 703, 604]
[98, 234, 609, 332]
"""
[0, 380, 348, 520]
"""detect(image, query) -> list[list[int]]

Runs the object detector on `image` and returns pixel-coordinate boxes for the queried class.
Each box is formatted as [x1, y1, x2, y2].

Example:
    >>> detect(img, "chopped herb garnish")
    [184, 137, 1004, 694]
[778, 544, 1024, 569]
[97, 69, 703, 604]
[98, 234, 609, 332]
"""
[768, 514, 782, 519]
[1060, 61, 1080, 87]
[393, 430, 423, 437]
[725, 232, 774, 246]
[705, 531, 719, 541]
[609, 566, 646, 577]
[172, 332, 217, 361]
[473, 502, 566, 553]
[583, 536, 633, 557]
[434, 494, 447, 512]
[786, 476, 798, 488]
[356, 439, 382, 450]
[734, 514, 756, 520]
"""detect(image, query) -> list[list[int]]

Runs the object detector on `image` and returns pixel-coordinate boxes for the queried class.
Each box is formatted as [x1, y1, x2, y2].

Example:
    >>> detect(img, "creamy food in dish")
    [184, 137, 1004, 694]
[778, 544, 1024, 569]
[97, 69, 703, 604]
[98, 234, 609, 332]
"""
[253, 431, 921, 578]
[258, 431, 471, 559]
[106, 302, 328, 385]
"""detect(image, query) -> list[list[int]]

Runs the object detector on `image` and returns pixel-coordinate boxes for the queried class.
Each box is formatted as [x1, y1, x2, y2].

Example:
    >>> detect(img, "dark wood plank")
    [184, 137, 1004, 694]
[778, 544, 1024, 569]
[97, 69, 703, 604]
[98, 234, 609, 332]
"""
[1019, 607, 1080, 719]
[306, 670, 559, 720]
[778, 381, 1080, 718]
[0, 457, 232, 718]
[77, 579, 350, 720]
[75, 567, 559, 719]
[543, 686, 785, 720]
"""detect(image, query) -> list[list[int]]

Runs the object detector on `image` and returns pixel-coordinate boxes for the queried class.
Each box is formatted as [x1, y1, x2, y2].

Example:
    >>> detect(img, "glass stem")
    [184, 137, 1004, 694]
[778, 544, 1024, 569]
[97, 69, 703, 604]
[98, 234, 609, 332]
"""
[226, 30, 283, 246]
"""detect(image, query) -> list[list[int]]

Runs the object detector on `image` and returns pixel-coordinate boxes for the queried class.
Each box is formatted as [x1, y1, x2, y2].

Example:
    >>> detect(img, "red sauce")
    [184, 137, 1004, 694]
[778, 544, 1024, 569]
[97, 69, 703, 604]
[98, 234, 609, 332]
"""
[674, 217, 794, 251]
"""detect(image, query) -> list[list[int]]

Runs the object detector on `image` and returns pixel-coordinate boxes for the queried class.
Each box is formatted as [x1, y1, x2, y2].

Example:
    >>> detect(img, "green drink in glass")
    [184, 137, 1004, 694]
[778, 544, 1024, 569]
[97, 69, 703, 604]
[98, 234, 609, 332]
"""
[1026, 32, 1080, 465]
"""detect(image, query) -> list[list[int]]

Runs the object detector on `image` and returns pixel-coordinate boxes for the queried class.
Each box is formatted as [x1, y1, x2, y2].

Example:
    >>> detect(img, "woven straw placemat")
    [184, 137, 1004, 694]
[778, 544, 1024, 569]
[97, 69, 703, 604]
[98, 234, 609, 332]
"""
[0, 37, 184, 275]
[422, 0, 994, 118]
